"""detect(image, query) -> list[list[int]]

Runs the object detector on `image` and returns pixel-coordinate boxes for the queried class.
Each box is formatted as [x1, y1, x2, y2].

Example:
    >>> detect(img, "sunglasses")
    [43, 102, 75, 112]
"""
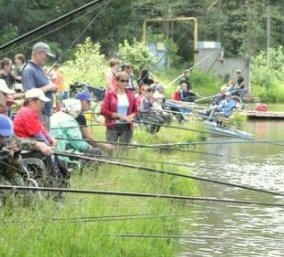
[119, 79, 129, 83]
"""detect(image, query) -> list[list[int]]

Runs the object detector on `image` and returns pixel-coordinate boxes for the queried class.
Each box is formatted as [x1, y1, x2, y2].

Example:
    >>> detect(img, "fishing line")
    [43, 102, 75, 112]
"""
[166, 49, 221, 88]
[0, 185, 283, 207]
[55, 151, 284, 197]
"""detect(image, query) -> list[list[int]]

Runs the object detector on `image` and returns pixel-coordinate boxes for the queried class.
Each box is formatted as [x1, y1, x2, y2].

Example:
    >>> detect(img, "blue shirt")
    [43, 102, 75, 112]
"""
[22, 61, 53, 116]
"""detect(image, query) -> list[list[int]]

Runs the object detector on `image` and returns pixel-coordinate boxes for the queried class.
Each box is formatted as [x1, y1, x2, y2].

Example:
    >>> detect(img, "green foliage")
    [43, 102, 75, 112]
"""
[64, 37, 107, 88]
[148, 34, 182, 68]
[251, 46, 284, 101]
[118, 39, 157, 73]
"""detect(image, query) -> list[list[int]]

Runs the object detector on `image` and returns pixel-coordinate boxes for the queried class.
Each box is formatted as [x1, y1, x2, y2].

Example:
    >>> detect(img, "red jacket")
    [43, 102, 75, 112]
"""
[100, 89, 138, 128]
[172, 90, 181, 101]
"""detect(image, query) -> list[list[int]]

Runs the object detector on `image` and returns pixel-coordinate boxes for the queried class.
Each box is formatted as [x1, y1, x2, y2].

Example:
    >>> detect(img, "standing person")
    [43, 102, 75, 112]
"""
[75, 91, 115, 154]
[12, 53, 26, 83]
[0, 58, 16, 89]
[53, 63, 65, 94]
[21, 42, 57, 130]
[179, 69, 192, 91]
[100, 71, 137, 144]
[235, 69, 245, 89]
[121, 63, 135, 91]
[0, 79, 15, 116]
[105, 58, 120, 90]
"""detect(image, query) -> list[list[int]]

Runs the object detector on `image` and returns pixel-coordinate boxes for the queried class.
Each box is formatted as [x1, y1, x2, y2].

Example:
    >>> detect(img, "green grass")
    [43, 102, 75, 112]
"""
[0, 119, 202, 257]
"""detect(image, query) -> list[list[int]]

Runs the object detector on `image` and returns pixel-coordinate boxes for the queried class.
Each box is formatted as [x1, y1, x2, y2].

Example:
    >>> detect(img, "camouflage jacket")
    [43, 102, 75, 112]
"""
[0, 136, 38, 175]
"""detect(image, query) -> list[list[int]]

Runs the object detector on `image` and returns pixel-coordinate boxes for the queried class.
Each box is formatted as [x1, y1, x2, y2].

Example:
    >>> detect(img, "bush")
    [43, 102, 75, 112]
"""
[64, 37, 107, 88]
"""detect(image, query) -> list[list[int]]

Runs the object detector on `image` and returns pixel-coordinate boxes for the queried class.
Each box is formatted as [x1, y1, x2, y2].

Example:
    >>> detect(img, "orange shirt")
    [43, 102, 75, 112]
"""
[54, 70, 65, 93]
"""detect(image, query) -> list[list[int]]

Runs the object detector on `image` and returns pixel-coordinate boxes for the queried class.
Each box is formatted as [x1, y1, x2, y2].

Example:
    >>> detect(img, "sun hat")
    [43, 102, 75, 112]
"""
[0, 79, 15, 94]
[0, 114, 13, 137]
[25, 88, 50, 102]
[32, 42, 55, 58]
[75, 91, 92, 102]
[62, 99, 82, 118]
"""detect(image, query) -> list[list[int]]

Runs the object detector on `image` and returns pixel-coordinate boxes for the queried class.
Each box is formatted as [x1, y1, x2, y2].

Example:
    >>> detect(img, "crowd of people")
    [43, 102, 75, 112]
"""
[0, 39, 247, 205]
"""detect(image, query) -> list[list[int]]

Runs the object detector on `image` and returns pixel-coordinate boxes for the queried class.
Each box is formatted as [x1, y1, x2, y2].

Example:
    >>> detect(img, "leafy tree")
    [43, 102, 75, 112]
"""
[118, 39, 157, 73]
[63, 37, 107, 87]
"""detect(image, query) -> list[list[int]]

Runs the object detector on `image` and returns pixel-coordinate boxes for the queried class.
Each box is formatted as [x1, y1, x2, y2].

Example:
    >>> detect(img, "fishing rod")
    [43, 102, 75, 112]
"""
[54, 137, 196, 149]
[0, 185, 283, 207]
[0, 0, 109, 51]
[111, 234, 221, 240]
[2, 213, 178, 225]
[54, 137, 242, 158]
[55, 151, 284, 197]
[135, 120, 239, 138]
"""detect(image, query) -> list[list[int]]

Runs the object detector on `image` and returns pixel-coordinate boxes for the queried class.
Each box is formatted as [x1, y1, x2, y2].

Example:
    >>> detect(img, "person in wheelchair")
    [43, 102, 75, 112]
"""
[208, 92, 236, 122]
[0, 114, 54, 204]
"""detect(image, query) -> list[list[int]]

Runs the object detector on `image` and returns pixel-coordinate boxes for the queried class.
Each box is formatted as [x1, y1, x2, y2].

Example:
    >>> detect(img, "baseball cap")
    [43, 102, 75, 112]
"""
[25, 88, 50, 102]
[0, 114, 13, 137]
[75, 91, 92, 102]
[32, 42, 55, 58]
[0, 79, 15, 94]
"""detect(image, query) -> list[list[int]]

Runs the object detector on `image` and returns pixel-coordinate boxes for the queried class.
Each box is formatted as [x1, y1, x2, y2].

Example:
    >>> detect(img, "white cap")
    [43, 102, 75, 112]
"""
[25, 88, 50, 102]
[32, 42, 55, 58]
[0, 79, 15, 94]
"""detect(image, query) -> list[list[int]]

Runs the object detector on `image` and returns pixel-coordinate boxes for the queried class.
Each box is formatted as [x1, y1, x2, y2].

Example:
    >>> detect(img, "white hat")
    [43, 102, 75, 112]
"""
[62, 99, 82, 117]
[32, 42, 55, 58]
[25, 88, 50, 102]
[0, 79, 15, 94]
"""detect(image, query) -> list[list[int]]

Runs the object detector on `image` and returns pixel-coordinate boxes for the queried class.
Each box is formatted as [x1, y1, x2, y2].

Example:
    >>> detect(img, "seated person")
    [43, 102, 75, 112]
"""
[153, 91, 172, 124]
[139, 87, 164, 134]
[13, 88, 56, 147]
[0, 114, 53, 193]
[75, 91, 115, 155]
[50, 99, 102, 163]
[208, 92, 236, 121]
[171, 86, 181, 101]
[211, 85, 228, 107]
[180, 82, 197, 102]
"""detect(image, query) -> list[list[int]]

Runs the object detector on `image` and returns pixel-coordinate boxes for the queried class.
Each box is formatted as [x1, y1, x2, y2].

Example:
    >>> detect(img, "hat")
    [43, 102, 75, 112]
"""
[75, 91, 92, 102]
[25, 88, 50, 102]
[32, 42, 55, 58]
[0, 114, 13, 137]
[62, 99, 82, 117]
[0, 79, 15, 94]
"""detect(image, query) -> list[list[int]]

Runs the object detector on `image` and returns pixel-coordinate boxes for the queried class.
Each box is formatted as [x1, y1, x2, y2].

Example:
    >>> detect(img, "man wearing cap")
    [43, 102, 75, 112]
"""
[21, 42, 58, 130]
[13, 88, 56, 148]
[75, 91, 115, 154]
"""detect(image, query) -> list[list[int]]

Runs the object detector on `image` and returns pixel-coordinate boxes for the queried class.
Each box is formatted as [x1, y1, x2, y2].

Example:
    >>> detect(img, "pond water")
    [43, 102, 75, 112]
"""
[179, 120, 284, 257]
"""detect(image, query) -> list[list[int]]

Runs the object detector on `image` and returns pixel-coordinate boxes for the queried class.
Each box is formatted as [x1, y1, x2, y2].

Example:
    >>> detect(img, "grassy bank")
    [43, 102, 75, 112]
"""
[0, 120, 202, 257]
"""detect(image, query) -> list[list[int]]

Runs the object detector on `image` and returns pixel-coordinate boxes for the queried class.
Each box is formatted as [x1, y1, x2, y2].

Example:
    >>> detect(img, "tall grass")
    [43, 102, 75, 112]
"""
[1, 120, 202, 257]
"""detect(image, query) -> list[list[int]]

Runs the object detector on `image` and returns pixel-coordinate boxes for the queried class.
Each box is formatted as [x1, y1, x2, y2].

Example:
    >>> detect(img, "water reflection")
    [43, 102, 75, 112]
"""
[180, 120, 284, 257]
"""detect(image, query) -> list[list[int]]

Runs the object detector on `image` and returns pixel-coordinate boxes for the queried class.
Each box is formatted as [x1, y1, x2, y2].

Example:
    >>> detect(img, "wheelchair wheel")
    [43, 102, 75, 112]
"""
[93, 101, 104, 123]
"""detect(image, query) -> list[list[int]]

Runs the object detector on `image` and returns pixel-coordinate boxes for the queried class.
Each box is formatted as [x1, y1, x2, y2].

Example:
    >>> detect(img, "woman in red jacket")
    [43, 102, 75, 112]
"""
[100, 71, 137, 144]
